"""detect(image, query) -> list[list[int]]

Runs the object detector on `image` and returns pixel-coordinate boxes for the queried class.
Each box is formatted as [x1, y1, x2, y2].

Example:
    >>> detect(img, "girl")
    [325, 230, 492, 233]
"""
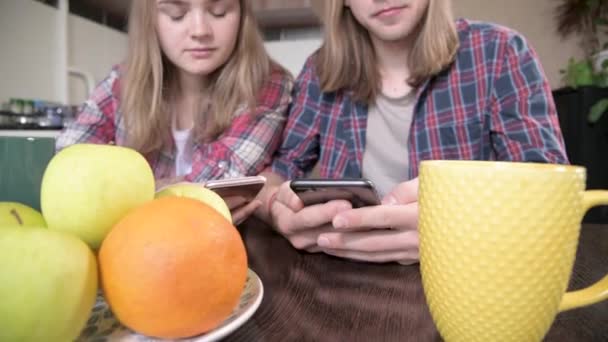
[57, 0, 293, 223]
[256, 0, 568, 264]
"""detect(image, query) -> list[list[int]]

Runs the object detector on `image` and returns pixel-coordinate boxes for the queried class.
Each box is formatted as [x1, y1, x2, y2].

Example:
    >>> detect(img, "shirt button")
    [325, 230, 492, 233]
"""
[218, 161, 227, 169]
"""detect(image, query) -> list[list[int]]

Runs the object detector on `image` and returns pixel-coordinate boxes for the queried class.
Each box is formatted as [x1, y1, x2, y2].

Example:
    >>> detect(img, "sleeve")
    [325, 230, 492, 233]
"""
[55, 69, 119, 151]
[184, 68, 293, 182]
[270, 56, 324, 180]
[489, 32, 569, 164]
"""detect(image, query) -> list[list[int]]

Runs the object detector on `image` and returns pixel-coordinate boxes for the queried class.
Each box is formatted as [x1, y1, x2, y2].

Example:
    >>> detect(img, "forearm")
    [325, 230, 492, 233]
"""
[254, 170, 286, 224]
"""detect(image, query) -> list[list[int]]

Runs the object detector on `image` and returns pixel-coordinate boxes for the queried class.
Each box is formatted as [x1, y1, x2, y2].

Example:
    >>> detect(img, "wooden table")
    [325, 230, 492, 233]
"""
[227, 222, 608, 341]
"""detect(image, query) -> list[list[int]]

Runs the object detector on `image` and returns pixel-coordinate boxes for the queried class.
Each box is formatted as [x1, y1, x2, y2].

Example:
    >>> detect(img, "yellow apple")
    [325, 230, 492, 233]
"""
[0, 202, 46, 228]
[155, 182, 232, 222]
[0, 227, 98, 341]
[40, 144, 155, 249]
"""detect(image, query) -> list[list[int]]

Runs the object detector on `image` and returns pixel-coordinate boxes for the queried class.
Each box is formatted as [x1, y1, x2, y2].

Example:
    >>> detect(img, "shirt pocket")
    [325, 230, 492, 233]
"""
[432, 105, 484, 159]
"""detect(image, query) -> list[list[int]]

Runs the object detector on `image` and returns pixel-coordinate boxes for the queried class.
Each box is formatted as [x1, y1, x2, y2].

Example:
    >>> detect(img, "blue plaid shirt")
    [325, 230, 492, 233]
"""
[271, 19, 568, 180]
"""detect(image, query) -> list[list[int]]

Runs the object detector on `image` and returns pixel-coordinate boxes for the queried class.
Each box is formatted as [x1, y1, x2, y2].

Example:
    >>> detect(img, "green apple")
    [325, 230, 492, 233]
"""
[156, 182, 232, 222]
[0, 202, 46, 228]
[40, 144, 155, 249]
[0, 227, 98, 341]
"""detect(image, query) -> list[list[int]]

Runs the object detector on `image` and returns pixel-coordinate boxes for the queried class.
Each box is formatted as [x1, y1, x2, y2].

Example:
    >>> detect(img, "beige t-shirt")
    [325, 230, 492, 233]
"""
[362, 91, 415, 198]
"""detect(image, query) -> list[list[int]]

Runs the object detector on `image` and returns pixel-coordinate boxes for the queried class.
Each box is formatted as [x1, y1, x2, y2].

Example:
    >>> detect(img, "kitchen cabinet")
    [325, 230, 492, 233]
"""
[252, 0, 320, 28]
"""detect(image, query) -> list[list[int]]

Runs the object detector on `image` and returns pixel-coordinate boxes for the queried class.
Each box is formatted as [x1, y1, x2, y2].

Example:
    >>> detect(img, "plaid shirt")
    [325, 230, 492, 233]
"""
[57, 66, 293, 182]
[271, 19, 568, 180]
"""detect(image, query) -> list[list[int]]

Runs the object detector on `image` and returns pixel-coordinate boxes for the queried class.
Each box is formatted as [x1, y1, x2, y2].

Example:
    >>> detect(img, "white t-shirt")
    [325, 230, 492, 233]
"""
[362, 91, 415, 198]
[172, 121, 193, 177]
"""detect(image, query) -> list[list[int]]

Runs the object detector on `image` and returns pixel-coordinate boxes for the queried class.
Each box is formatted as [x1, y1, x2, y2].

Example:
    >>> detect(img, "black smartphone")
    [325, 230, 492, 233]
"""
[205, 175, 266, 201]
[290, 178, 381, 208]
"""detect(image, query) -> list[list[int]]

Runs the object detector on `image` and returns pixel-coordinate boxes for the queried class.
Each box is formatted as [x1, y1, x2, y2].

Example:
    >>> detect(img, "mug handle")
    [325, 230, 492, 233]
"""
[559, 190, 608, 312]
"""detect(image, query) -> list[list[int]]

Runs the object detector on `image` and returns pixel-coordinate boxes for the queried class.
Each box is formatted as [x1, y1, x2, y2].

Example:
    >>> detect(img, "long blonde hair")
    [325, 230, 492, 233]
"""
[315, 0, 459, 104]
[121, 0, 277, 154]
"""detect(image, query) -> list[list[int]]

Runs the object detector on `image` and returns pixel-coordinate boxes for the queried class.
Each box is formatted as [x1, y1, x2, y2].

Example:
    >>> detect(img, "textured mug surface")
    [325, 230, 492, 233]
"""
[418, 161, 607, 342]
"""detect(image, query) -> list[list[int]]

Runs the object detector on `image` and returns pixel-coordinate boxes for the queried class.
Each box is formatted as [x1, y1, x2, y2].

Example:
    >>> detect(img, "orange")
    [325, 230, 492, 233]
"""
[98, 196, 248, 339]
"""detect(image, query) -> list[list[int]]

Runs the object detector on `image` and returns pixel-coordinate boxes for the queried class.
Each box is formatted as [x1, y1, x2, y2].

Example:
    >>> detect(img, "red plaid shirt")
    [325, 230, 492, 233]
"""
[57, 66, 293, 182]
[271, 19, 568, 180]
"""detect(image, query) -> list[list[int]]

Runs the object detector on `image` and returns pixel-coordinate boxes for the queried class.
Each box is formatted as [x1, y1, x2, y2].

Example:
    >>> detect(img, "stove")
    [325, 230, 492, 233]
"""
[0, 110, 67, 130]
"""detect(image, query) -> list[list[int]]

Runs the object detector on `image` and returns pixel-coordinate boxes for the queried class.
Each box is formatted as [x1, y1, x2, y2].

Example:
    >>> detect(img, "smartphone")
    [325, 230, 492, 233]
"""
[290, 178, 381, 208]
[205, 175, 266, 200]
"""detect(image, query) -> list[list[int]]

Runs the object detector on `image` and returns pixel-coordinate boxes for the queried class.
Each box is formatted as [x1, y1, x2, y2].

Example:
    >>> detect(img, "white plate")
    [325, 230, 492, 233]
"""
[78, 269, 263, 342]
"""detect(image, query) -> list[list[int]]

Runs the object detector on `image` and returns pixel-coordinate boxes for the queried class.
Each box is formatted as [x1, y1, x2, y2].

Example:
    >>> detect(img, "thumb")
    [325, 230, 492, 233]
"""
[382, 177, 419, 205]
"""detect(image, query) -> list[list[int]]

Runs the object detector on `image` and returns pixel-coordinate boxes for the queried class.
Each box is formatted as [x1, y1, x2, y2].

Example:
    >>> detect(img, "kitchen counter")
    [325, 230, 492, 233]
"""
[0, 129, 62, 138]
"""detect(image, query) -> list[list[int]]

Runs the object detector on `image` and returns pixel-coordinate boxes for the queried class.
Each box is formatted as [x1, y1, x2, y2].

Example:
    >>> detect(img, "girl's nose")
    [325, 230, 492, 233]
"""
[190, 10, 212, 40]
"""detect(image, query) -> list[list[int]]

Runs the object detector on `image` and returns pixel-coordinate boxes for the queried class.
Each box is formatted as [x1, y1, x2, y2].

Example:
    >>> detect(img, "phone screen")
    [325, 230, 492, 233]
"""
[290, 179, 380, 208]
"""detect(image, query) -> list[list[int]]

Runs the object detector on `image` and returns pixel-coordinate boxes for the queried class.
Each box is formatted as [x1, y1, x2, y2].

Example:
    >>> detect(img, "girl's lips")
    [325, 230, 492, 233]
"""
[186, 48, 216, 59]
[186, 48, 216, 52]
[373, 5, 408, 18]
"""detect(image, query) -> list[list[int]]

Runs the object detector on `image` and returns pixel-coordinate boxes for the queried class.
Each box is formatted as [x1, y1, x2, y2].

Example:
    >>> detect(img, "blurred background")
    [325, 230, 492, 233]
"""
[0, 0, 590, 106]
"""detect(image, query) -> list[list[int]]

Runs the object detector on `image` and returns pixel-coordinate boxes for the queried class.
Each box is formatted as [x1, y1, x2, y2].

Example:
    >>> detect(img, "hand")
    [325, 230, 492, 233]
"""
[270, 181, 352, 252]
[317, 178, 420, 265]
[224, 196, 262, 226]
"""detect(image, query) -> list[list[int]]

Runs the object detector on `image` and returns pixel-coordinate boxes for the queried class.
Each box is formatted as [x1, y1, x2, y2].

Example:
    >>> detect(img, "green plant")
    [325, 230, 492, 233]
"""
[556, 0, 608, 123]
[561, 58, 594, 88]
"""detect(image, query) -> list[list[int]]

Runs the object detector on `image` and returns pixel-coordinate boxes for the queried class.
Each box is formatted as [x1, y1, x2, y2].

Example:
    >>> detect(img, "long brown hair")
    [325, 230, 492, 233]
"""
[121, 0, 277, 154]
[314, 0, 459, 104]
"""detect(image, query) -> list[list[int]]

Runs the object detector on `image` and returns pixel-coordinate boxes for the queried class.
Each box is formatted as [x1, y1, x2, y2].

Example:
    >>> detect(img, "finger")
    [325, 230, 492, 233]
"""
[382, 178, 419, 205]
[317, 229, 419, 253]
[223, 196, 249, 210]
[306, 246, 323, 253]
[275, 200, 352, 234]
[397, 259, 419, 266]
[275, 181, 304, 211]
[232, 200, 262, 225]
[271, 200, 299, 235]
[322, 248, 419, 264]
[286, 225, 334, 250]
[333, 203, 418, 231]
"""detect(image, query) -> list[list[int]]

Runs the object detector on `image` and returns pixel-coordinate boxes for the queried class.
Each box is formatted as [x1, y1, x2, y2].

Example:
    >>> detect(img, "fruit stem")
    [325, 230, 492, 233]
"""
[10, 209, 23, 225]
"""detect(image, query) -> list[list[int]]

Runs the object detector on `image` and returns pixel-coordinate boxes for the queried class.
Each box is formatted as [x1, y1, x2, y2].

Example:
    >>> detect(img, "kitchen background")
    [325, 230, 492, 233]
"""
[0, 0, 585, 108]
[1, 0, 606, 222]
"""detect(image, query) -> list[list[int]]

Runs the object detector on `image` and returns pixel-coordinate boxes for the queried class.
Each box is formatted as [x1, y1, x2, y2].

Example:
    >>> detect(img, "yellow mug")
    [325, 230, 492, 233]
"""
[418, 160, 608, 342]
